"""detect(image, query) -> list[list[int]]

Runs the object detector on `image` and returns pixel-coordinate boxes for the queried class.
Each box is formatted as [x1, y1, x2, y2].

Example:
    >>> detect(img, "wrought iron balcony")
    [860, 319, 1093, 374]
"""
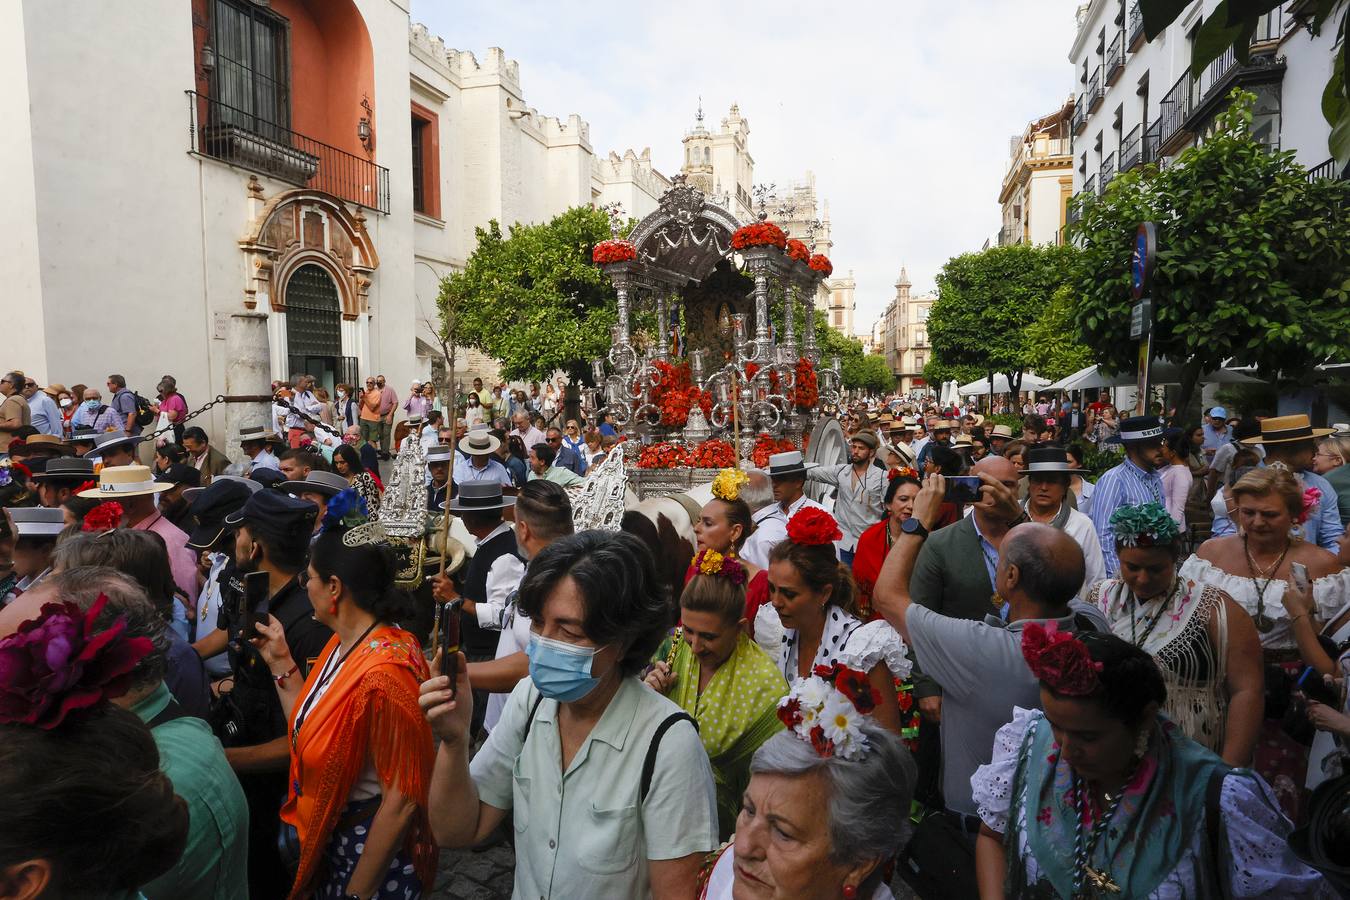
[1119, 124, 1142, 172]
[1084, 174, 1097, 197]
[1156, 72, 1194, 156]
[1307, 158, 1343, 181]
[1128, 3, 1145, 50]
[1072, 96, 1088, 134]
[1142, 119, 1162, 165]
[1099, 153, 1116, 190]
[1088, 68, 1104, 112]
[1105, 32, 1125, 85]
[1066, 200, 1083, 226]
[187, 92, 390, 214]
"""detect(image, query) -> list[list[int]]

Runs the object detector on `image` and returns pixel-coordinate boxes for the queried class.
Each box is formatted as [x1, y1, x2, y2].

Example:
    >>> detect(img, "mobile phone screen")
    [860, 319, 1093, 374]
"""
[240, 570, 269, 640]
[440, 599, 463, 692]
[943, 475, 982, 504]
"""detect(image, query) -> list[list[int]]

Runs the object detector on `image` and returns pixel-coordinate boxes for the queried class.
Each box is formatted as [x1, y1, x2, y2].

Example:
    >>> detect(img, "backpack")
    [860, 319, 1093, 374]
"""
[132, 393, 156, 428]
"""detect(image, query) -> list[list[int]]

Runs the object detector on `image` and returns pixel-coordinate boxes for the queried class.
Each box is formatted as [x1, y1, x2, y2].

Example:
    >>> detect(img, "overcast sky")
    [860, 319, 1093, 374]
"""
[410, 1, 1081, 336]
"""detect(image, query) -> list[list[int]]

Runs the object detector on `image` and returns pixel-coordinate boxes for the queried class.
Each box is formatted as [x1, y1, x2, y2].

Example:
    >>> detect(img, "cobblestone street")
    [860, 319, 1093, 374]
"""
[428, 844, 516, 900]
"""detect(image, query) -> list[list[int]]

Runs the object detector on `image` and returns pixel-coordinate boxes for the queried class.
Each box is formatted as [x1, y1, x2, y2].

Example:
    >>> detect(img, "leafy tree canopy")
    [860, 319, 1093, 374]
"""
[1141, 0, 1349, 165]
[439, 206, 620, 382]
[844, 353, 896, 395]
[1023, 284, 1095, 382]
[1066, 90, 1350, 418]
[927, 242, 1079, 394]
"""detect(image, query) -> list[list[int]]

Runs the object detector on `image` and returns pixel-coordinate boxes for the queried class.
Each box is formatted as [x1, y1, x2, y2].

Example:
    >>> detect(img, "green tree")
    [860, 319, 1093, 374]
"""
[844, 353, 895, 395]
[921, 358, 982, 391]
[1141, 0, 1349, 165]
[1066, 90, 1350, 420]
[1023, 284, 1094, 382]
[439, 206, 619, 382]
[927, 243, 1078, 395]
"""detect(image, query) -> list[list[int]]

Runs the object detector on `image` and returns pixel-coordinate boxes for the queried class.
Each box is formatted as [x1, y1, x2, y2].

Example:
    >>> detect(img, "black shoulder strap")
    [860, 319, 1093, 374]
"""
[147, 696, 189, 729]
[640, 712, 698, 803]
[1204, 770, 1228, 894]
[520, 693, 545, 745]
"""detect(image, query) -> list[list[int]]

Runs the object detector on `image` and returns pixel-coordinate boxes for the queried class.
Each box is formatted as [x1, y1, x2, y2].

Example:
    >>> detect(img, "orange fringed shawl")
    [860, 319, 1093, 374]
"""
[280, 625, 436, 899]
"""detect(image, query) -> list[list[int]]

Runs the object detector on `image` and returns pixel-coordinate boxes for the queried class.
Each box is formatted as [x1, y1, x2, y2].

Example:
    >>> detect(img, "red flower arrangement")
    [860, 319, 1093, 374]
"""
[650, 360, 713, 427]
[636, 442, 689, 469]
[788, 507, 843, 547]
[1020, 622, 1102, 696]
[592, 239, 637, 265]
[731, 222, 788, 250]
[808, 254, 833, 276]
[82, 502, 124, 533]
[744, 362, 760, 381]
[785, 239, 811, 263]
[750, 434, 798, 469]
[689, 439, 737, 469]
[814, 662, 881, 714]
[0, 595, 153, 729]
[792, 357, 818, 410]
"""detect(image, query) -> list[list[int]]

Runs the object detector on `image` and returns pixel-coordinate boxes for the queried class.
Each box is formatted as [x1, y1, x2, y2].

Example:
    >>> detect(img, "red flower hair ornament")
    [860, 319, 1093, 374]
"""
[1020, 621, 1102, 696]
[82, 501, 124, 533]
[0, 595, 153, 729]
[787, 507, 842, 547]
[777, 663, 881, 761]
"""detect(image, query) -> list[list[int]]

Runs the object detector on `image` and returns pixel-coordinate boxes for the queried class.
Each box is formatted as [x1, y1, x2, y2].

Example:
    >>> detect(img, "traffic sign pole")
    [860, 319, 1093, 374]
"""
[1131, 222, 1157, 415]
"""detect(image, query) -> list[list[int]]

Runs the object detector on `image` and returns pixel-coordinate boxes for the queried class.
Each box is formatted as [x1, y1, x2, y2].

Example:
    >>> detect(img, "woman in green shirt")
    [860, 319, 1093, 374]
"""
[421, 530, 719, 899]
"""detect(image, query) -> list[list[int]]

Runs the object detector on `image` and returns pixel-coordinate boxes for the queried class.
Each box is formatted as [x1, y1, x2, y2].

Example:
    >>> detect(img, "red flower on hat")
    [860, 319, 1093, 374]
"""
[82, 502, 124, 533]
[788, 507, 842, 547]
[0, 595, 153, 729]
[1020, 621, 1101, 696]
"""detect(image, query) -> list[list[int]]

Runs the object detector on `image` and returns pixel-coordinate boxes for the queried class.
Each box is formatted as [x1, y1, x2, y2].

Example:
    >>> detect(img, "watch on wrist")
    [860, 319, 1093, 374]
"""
[900, 517, 929, 540]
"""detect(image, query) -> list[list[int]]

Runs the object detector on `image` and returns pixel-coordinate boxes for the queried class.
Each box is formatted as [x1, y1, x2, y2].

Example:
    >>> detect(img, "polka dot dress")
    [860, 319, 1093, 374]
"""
[315, 807, 422, 899]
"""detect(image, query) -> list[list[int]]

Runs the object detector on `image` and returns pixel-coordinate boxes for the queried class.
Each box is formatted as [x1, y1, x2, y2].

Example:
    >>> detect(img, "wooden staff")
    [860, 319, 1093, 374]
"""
[431, 356, 457, 648]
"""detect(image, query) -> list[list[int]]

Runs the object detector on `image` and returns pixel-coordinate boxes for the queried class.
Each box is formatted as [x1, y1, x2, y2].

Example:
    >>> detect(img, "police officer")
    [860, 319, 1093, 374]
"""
[216, 490, 330, 899]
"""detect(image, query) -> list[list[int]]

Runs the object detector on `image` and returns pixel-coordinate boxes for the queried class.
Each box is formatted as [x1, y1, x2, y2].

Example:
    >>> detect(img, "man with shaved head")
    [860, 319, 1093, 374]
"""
[871, 473, 1108, 867]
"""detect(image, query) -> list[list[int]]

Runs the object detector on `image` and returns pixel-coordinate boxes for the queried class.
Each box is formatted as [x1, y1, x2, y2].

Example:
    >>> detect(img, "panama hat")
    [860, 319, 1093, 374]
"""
[77, 464, 172, 499]
[766, 450, 816, 478]
[458, 429, 501, 456]
[237, 424, 281, 444]
[989, 424, 1015, 440]
[1240, 414, 1334, 445]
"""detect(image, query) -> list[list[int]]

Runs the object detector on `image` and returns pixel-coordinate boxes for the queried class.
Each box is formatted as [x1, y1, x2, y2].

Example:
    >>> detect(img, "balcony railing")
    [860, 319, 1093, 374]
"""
[1119, 125, 1142, 172]
[1088, 68, 1104, 111]
[1084, 174, 1097, 197]
[1105, 32, 1125, 84]
[187, 91, 390, 214]
[1128, 2, 1145, 50]
[1307, 158, 1342, 181]
[1156, 72, 1194, 154]
[1099, 153, 1116, 190]
[1142, 119, 1162, 165]
[1072, 96, 1088, 134]
[1066, 199, 1083, 226]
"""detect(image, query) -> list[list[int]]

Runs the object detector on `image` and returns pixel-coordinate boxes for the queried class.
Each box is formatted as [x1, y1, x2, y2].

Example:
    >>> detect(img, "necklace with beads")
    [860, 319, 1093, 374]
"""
[1243, 534, 1290, 633]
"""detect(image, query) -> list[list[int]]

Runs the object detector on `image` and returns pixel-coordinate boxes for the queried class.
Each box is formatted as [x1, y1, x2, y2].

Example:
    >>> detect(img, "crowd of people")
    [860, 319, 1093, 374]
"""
[2, 365, 1350, 899]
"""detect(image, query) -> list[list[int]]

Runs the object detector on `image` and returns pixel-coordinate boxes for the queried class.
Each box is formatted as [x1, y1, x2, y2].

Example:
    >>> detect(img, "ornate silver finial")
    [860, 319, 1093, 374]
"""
[598, 201, 626, 239]
[804, 217, 824, 242]
[696, 96, 704, 125]
[658, 174, 706, 225]
[571, 444, 628, 532]
[375, 426, 427, 538]
[752, 183, 775, 222]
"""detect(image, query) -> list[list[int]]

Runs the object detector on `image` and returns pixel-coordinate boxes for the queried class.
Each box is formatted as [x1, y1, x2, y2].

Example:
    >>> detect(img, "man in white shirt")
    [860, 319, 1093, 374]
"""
[1019, 447, 1106, 595]
[510, 411, 546, 453]
[238, 425, 281, 472]
[740, 451, 832, 569]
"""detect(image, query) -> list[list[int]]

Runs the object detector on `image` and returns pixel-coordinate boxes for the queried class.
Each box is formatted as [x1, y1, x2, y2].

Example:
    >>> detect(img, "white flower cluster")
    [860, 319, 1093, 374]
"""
[779, 672, 872, 762]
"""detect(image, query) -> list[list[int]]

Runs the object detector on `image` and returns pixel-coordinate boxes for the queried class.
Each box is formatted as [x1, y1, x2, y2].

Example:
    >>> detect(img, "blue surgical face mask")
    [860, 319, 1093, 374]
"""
[84, 399, 100, 411]
[526, 633, 602, 702]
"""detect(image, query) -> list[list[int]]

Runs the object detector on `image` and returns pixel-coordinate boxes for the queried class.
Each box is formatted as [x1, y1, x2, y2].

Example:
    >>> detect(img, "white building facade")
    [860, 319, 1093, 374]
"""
[881, 268, 934, 395]
[999, 99, 1075, 246]
[1067, 0, 1340, 223]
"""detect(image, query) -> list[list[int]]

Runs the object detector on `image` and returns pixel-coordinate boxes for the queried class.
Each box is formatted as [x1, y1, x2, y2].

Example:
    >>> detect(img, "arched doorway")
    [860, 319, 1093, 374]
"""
[285, 263, 344, 391]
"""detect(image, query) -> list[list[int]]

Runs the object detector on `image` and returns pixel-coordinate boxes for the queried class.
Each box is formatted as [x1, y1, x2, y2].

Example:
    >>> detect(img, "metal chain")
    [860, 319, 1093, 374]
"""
[145, 394, 227, 440]
[270, 394, 343, 439]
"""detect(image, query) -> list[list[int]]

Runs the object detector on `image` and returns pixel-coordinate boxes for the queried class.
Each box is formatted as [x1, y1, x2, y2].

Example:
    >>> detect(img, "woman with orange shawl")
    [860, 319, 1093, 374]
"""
[253, 490, 437, 899]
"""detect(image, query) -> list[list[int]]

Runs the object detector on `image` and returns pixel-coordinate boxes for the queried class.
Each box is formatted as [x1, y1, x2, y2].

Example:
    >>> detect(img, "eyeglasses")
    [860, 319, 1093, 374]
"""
[1315, 450, 1344, 463]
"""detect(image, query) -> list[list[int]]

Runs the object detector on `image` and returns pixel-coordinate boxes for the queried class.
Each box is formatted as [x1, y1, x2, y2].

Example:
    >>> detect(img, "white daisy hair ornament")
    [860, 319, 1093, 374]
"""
[777, 662, 882, 761]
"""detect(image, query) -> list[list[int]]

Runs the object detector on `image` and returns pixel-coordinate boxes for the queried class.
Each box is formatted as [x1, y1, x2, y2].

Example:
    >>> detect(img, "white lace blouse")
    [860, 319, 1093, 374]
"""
[1178, 556, 1350, 651]
[971, 708, 1334, 898]
[777, 606, 912, 683]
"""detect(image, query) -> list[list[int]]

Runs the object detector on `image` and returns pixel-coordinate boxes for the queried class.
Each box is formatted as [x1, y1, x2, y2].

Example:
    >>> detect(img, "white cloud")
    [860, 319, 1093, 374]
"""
[410, 0, 1080, 333]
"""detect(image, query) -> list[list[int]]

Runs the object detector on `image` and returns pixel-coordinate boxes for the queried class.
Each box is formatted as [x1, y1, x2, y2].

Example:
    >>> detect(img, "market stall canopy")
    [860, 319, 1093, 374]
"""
[1044, 361, 1262, 391]
[958, 372, 1051, 395]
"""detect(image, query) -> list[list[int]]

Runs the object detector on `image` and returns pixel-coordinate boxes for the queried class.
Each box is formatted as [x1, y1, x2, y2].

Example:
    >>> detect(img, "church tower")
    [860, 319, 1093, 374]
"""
[681, 100, 715, 196]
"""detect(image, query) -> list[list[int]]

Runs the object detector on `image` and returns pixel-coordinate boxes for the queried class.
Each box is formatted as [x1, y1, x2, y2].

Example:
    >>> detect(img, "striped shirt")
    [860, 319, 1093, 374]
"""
[1090, 457, 1165, 576]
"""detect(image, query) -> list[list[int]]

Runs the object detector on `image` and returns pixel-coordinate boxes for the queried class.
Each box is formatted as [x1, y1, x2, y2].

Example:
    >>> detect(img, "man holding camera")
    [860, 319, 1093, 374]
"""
[214, 490, 331, 899]
[806, 430, 887, 564]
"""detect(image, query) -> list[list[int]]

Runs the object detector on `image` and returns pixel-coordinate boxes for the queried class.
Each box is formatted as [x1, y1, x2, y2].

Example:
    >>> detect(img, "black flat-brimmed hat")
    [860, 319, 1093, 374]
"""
[7, 507, 65, 539]
[767, 450, 816, 478]
[445, 480, 515, 512]
[279, 470, 349, 497]
[1021, 446, 1090, 477]
[1104, 415, 1180, 446]
[87, 432, 144, 459]
[31, 456, 95, 483]
[64, 426, 100, 446]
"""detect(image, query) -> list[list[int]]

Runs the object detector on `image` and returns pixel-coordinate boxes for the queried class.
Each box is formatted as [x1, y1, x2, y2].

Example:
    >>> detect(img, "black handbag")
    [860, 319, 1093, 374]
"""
[896, 808, 979, 899]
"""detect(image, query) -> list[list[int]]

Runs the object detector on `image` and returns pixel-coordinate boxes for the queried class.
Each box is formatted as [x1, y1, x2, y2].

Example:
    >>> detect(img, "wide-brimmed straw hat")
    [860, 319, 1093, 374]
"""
[458, 429, 501, 456]
[989, 424, 1015, 440]
[77, 464, 172, 499]
[237, 424, 280, 444]
[1020, 446, 1089, 478]
[766, 451, 816, 478]
[1240, 414, 1334, 445]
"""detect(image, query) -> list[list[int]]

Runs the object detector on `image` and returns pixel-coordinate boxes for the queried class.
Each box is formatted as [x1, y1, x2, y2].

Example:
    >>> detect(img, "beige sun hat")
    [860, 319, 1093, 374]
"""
[76, 464, 173, 499]
[1240, 414, 1334, 445]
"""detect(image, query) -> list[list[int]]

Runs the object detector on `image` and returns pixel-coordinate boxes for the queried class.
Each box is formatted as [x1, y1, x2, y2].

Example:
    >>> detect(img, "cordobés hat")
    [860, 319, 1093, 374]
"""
[458, 429, 501, 456]
[1020, 446, 1089, 477]
[154, 463, 202, 489]
[223, 489, 318, 538]
[1240, 414, 1334, 445]
[424, 444, 455, 464]
[32, 456, 95, 483]
[1105, 415, 1178, 446]
[7, 507, 65, 539]
[21, 435, 70, 457]
[77, 464, 172, 499]
[88, 432, 144, 458]
[446, 480, 515, 512]
[279, 470, 348, 497]
[65, 426, 100, 446]
[767, 450, 816, 478]
[238, 424, 280, 444]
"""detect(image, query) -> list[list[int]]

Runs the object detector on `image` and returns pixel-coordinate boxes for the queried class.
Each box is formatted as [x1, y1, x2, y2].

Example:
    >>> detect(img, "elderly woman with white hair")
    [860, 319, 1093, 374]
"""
[699, 664, 917, 900]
